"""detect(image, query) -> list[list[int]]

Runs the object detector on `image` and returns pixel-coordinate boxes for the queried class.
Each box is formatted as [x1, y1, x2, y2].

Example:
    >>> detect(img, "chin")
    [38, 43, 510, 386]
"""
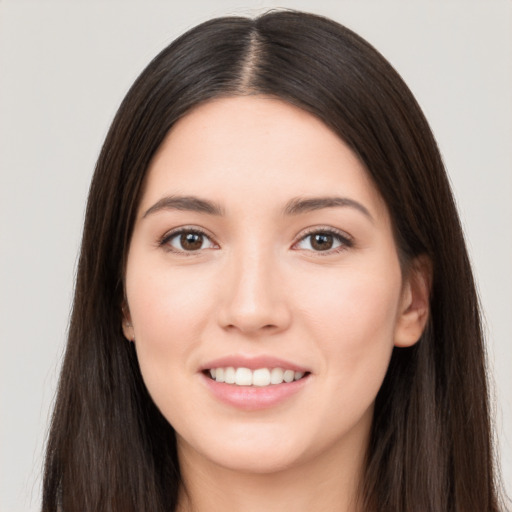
[178, 425, 312, 475]
[203, 446, 304, 475]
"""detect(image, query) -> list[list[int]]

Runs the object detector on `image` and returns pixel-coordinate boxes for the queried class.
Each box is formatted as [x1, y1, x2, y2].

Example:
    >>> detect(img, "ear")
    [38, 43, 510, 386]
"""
[121, 301, 135, 342]
[394, 255, 432, 348]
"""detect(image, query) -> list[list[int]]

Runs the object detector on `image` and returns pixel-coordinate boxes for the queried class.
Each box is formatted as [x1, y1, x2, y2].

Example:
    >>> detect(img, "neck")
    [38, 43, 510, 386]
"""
[175, 435, 366, 512]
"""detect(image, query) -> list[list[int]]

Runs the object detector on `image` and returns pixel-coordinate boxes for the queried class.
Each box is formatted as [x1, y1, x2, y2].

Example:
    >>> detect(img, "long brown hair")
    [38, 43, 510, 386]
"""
[42, 10, 504, 511]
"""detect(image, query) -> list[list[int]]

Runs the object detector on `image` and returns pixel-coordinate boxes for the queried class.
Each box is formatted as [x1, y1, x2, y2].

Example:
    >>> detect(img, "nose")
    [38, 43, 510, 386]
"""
[217, 246, 292, 336]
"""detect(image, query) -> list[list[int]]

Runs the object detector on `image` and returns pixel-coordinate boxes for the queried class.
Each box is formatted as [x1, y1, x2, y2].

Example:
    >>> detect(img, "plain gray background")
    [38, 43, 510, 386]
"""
[1, 1, 511, 510]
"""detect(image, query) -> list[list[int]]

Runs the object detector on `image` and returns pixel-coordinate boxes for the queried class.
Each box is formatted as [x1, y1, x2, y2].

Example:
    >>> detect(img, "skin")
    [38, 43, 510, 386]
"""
[123, 96, 430, 512]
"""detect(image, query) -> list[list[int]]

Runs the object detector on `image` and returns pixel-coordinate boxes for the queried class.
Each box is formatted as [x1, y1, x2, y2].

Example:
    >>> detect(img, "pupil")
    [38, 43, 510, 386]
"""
[181, 232, 203, 250]
[312, 233, 333, 251]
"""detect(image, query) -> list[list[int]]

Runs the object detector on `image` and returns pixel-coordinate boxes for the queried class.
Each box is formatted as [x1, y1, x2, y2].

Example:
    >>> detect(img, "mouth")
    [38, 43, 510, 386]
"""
[201, 359, 311, 410]
[204, 367, 310, 387]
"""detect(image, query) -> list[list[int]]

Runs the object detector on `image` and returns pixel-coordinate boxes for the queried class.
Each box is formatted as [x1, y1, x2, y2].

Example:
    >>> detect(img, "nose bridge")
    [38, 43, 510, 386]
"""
[218, 240, 290, 334]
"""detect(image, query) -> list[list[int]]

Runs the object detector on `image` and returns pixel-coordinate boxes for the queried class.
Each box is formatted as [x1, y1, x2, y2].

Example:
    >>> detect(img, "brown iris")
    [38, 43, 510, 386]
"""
[310, 233, 334, 251]
[180, 232, 204, 251]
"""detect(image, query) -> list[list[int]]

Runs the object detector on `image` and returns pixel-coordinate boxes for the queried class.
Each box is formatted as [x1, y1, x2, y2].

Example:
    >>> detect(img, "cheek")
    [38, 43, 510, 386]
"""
[300, 263, 400, 333]
[125, 263, 215, 375]
[125, 263, 221, 427]
[295, 265, 402, 390]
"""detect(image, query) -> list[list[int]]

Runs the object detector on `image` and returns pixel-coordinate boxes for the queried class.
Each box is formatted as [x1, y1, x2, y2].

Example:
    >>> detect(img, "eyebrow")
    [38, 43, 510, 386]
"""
[284, 196, 373, 222]
[143, 195, 224, 218]
[142, 194, 373, 222]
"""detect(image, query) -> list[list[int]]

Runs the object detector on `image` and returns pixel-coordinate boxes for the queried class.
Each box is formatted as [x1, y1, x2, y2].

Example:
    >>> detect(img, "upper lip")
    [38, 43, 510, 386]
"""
[200, 355, 310, 373]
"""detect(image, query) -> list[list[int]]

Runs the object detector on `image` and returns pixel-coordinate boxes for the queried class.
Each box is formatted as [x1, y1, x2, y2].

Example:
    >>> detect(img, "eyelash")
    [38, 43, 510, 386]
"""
[159, 226, 354, 255]
[159, 226, 217, 256]
[292, 227, 354, 255]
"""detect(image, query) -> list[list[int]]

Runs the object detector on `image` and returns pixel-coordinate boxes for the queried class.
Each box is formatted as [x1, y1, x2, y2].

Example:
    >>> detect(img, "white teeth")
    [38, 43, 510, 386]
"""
[235, 367, 252, 386]
[252, 368, 271, 387]
[270, 367, 284, 384]
[207, 366, 307, 387]
[224, 367, 236, 384]
[283, 369, 295, 383]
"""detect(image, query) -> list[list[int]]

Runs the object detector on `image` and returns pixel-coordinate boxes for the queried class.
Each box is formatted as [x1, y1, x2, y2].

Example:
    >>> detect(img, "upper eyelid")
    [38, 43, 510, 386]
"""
[158, 225, 353, 249]
[294, 226, 353, 243]
[159, 227, 219, 256]
[291, 227, 354, 255]
[160, 225, 216, 244]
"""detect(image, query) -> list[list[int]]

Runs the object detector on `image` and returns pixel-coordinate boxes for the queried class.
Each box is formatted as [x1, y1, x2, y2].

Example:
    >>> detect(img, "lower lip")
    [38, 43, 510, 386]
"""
[201, 373, 310, 410]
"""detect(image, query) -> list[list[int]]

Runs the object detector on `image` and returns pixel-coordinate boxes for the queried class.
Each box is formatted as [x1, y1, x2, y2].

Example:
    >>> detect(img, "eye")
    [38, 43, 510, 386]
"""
[162, 229, 217, 253]
[294, 229, 352, 253]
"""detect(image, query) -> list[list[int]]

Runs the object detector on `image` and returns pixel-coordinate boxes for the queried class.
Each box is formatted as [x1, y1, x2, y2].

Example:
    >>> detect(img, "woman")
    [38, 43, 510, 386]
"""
[42, 10, 504, 511]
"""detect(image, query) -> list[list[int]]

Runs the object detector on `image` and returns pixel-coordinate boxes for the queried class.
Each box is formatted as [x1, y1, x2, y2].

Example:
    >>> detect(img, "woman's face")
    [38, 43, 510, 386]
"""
[124, 96, 426, 475]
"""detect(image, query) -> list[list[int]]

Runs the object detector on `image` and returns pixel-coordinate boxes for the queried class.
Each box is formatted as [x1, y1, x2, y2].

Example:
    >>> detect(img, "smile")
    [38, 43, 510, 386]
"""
[207, 367, 307, 387]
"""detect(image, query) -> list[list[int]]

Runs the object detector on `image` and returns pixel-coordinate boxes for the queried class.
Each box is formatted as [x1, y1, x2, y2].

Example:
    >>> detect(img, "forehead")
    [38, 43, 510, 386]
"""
[140, 96, 389, 221]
